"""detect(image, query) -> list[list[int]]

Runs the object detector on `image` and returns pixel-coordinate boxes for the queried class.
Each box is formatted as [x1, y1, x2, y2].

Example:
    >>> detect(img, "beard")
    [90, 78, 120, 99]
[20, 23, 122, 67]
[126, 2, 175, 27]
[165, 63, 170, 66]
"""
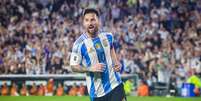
[87, 25, 98, 37]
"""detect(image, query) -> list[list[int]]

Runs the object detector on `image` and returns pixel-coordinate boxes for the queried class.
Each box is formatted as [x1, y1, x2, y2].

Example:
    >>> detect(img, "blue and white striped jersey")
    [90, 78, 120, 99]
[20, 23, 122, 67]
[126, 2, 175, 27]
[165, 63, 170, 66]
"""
[70, 32, 122, 98]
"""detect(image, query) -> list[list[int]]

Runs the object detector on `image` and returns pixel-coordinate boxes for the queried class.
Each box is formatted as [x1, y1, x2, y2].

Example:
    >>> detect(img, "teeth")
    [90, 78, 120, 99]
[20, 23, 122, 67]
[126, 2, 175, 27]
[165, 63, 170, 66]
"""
[89, 27, 94, 29]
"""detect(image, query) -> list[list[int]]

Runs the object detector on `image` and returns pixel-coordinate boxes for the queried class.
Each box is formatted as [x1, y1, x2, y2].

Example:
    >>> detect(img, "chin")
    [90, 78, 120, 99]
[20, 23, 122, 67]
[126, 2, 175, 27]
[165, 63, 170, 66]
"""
[88, 29, 96, 34]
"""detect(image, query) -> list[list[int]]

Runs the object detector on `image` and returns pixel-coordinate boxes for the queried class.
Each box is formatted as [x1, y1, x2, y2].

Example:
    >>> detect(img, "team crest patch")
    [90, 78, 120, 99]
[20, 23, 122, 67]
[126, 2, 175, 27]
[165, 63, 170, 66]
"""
[95, 43, 101, 49]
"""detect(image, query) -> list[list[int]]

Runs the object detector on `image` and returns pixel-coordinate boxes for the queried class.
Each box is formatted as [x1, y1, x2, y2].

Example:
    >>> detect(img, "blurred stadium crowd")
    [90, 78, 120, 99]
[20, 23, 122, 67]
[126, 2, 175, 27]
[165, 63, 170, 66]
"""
[0, 78, 87, 96]
[0, 0, 201, 96]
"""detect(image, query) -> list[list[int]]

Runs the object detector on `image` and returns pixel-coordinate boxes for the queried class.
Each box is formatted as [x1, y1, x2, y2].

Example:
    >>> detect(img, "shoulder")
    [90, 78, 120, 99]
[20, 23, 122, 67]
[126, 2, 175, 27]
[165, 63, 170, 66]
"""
[100, 32, 114, 41]
[100, 32, 113, 37]
[72, 34, 87, 52]
[74, 34, 87, 46]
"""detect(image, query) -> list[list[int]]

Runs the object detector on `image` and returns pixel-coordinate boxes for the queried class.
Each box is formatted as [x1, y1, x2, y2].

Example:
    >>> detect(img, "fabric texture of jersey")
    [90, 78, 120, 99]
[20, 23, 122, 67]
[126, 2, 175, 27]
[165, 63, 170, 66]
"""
[70, 32, 122, 98]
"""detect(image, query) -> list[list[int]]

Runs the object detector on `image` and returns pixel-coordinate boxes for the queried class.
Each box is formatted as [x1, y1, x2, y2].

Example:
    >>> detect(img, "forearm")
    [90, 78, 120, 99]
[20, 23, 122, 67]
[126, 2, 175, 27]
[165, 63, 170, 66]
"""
[110, 47, 121, 72]
[71, 63, 105, 73]
[111, 47, 119, 64]
[71, 65, 90, 73]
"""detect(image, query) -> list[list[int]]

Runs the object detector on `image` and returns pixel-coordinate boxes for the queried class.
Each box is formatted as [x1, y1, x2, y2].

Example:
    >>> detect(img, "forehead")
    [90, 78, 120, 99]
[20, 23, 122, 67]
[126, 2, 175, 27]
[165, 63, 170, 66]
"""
[83, 13, 98, 19]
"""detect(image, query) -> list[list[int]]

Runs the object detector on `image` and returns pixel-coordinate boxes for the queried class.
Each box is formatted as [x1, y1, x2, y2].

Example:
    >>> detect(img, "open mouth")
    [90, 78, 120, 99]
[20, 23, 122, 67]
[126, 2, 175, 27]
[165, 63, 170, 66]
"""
[88, 25, 95, 30]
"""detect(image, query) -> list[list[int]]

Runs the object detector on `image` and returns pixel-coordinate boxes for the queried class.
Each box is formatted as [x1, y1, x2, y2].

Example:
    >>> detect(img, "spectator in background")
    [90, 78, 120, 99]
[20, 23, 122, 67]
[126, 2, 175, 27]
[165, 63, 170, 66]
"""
[10, 82, 19, 96]
[30, 83, 37, 95]
[0, 82, 9, 96]
[37, 84, 45, 96]
[77, 83, 86, 96]
[17, 62, 26, 74]
[20, 82, 29, 96]
[45, 78, 54, 96]
[137, 80, 149, 96]
[68, 83, 78, 96]
[56, 83, 64, 96]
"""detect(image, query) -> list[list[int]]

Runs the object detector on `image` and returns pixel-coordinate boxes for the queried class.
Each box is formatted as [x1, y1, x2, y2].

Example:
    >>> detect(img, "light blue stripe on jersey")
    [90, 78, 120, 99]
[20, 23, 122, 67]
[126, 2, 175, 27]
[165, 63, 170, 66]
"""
[92, 37, 112, 93]
[73, 34, 85, 53]
[106, 34, 113, 49]
[114, 71, 121, 83]
[81, 43, 96, 97]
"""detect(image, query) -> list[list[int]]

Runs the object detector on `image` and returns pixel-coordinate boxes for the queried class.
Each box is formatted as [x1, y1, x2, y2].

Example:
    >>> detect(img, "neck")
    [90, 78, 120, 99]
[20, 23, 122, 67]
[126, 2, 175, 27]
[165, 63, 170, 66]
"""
[87, 31, 98, 38]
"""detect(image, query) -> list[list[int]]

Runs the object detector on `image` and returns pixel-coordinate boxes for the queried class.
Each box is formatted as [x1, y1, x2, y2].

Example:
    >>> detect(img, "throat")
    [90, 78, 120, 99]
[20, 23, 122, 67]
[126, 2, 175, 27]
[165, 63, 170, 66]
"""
[88, 32, 98, 38]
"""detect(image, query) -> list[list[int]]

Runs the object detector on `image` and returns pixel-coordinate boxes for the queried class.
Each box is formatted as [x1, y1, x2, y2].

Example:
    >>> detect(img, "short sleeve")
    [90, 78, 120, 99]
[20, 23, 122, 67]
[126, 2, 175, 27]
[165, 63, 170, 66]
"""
[106, 33, 114, 49]
[70, 43, 82, 66]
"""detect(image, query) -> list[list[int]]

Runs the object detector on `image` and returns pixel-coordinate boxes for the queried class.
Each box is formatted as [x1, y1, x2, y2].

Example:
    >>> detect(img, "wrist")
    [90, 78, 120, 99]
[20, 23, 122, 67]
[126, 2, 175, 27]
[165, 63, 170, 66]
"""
[87, 67, 93, 72]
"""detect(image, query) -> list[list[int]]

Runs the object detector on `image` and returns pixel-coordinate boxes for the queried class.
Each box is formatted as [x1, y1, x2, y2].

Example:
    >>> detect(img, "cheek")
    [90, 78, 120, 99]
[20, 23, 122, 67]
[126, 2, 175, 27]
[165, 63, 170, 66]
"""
[97, 22, 100, 27]
[92, 21, 98, 25]
[83, 22, 88, 28]
[91, 21, 99, 27]
[96, 21, 100, 26]
[96, 23, 100, 28]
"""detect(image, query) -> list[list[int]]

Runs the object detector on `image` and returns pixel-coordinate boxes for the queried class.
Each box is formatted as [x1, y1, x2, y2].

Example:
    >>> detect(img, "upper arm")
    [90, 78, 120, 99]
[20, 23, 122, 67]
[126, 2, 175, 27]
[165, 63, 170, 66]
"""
[70, 43, 82, 66]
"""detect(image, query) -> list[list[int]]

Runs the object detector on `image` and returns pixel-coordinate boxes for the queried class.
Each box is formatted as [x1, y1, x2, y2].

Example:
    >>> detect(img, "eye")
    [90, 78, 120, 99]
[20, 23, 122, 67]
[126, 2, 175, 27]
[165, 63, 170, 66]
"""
[91, 18, 95, 21]
[85, 18, 89, 22]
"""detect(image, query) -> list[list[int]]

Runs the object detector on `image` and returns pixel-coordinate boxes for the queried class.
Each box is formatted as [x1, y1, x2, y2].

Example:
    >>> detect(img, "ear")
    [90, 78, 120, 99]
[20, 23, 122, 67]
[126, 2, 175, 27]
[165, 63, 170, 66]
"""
[97, 18, 101, 27]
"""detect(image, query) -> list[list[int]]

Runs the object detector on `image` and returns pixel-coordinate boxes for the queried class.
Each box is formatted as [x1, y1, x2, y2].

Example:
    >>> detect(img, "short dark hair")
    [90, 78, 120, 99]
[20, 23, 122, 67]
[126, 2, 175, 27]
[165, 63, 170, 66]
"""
[83, 8, 99, 17]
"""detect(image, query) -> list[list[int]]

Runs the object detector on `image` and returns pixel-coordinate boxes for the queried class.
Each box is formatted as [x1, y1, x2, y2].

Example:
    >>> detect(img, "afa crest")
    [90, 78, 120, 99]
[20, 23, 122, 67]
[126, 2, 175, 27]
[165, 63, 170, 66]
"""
[95, 43, 101, 49]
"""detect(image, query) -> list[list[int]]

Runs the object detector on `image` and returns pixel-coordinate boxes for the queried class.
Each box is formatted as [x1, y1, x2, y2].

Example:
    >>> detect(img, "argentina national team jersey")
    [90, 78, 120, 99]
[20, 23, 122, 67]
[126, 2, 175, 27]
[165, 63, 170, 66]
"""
[70, 32, 122, 98]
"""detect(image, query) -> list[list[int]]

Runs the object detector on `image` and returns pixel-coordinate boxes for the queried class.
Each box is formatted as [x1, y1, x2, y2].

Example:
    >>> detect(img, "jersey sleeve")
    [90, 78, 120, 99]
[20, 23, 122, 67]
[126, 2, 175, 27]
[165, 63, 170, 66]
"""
[70, 43, 82, 66]
[106, 33, 114, 49]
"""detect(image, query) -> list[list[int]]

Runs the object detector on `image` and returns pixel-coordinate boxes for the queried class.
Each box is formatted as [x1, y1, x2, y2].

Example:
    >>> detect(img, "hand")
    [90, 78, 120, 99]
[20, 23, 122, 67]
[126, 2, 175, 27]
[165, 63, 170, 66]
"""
[113, 63, 121, 72]
[89, 63, 106, 72]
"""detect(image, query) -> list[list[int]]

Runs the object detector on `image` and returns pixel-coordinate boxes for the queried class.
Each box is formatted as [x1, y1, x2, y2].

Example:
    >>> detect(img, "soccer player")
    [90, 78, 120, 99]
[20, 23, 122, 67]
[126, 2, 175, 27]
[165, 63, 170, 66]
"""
[70, 8, 127, 101]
